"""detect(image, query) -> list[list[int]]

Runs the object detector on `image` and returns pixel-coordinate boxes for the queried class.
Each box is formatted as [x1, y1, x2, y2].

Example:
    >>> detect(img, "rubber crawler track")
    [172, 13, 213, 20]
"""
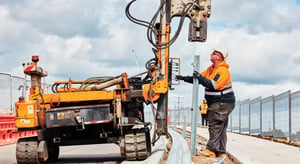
[16, 137, 40, 164]
[125, 131, 151, 160]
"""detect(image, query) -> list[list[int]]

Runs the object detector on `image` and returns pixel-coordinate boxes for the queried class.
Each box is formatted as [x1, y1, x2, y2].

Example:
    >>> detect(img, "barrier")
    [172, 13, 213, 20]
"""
[167, 128, 192, 164]
[0, 115, 37, 146]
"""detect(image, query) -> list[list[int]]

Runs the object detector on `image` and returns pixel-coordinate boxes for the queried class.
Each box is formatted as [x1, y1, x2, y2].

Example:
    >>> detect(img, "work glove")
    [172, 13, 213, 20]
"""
[193, 71, 200, 78]
[175, 75, 184, 81]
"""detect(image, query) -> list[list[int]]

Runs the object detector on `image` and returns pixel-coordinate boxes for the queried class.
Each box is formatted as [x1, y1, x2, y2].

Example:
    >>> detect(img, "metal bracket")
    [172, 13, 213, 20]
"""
[75, 114, 85, 131]
[168, 0, 211, 42]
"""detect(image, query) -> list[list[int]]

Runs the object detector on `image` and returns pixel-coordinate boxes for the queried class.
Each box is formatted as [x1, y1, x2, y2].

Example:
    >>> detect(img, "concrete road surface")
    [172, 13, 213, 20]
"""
[0, 144, 16, 164]
[196, 127, 300, 164]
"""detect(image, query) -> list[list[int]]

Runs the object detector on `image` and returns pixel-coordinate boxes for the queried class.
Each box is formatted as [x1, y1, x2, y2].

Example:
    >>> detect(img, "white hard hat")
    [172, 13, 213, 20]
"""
[214, 47, 228, 59]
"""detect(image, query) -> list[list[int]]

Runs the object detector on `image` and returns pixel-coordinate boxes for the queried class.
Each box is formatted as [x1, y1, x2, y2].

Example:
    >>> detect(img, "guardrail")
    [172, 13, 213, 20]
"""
[166, 128, 192, 164]
[0, 115, 37, 146]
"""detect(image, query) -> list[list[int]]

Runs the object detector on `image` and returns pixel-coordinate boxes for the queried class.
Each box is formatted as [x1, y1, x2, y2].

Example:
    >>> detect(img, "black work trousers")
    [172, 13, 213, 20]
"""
[201, 114, 208, 126]
[206, 102, 235, 153]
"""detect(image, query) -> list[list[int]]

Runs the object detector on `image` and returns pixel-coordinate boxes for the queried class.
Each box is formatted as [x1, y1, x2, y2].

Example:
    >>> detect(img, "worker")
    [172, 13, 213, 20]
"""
[200, 99, 208, 127]
[176, 47, 235, 158]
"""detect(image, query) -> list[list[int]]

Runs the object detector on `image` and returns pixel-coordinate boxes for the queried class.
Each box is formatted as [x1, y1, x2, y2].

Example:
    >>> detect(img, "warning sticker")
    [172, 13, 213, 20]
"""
[21, 119, 30, 124]
[57, 112, 65, 120]
[28, 105, 34, 114]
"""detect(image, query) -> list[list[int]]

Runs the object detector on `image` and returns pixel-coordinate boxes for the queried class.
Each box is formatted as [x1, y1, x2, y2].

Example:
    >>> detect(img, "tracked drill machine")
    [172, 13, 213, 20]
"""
[15, 55, 152, 163]
[15, 0, 211, 163]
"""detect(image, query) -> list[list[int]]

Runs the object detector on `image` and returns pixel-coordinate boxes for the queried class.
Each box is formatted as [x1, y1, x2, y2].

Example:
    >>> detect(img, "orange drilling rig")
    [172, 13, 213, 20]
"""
[14, 0, 211, 163]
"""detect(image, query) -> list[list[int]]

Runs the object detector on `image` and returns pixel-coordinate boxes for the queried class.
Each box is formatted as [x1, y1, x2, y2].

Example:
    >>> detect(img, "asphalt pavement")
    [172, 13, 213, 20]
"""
[3, 126, 300, 164]
[0, 128, 167, 164]
[196, 127, 300, 164]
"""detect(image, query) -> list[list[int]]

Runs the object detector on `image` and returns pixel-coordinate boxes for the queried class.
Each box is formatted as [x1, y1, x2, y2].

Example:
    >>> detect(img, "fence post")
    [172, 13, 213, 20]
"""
[9, 74, 13, 114]
[288, 90, 291, 142]
[248, 101, 250, 135]
[260, 98, 262, 135]
[239, 102, 241, 133]
[178, 108, 180, 126]
[272, 95, 275, 137]
[191, 55, 200, 156]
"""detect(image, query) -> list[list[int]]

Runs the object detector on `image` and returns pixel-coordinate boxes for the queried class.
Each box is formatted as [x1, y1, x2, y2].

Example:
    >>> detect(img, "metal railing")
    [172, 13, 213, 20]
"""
[228, 90, 300, 142]
[0, 73, 51, 114]
[145, 90, 300, 142]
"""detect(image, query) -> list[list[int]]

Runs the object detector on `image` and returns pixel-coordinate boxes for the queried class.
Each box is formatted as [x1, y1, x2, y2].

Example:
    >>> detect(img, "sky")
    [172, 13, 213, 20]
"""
[1, 0, 300, 110]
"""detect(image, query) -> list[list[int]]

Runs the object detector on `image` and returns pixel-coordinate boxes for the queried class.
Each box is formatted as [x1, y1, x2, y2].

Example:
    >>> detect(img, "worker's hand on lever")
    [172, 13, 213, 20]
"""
[175, 75, 184, 81]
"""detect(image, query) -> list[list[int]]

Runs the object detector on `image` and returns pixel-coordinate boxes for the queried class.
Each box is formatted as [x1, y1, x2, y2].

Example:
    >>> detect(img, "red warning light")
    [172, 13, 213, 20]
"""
[32, 55, 39, 62]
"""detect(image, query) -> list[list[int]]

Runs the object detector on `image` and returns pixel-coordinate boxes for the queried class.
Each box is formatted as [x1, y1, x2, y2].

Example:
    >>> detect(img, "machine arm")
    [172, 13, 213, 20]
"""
[126, 0, 211, 139]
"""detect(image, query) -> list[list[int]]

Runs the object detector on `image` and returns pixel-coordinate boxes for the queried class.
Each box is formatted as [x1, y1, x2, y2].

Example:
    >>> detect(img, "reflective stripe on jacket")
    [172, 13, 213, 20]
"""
[201, 60, 235, 106]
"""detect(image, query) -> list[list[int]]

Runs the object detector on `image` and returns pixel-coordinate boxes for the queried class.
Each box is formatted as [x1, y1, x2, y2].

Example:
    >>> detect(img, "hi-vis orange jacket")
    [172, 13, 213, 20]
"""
[181, 60, 235, 106]
[201, 60, 232, 90]
[200, 103, 208, 114]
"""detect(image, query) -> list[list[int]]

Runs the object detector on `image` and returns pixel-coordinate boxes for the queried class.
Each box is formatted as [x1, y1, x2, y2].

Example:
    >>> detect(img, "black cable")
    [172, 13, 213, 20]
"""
[154, 3, 193, 49]
[51, 83, 57, 93]
[125, 0, 196, 50]
[146, 1, 164, 48]
[63, 83, 68, 92]
[148, 2, 195, 49]
[125, 0, 153, 29]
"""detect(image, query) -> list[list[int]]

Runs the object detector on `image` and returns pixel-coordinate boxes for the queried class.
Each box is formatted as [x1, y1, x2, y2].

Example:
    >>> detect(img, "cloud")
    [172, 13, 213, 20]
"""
[1, 0, 300, 108]
[211, 0, 300, 33]
[3, 0, 116, 38]
[226, 28, 300, 84]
